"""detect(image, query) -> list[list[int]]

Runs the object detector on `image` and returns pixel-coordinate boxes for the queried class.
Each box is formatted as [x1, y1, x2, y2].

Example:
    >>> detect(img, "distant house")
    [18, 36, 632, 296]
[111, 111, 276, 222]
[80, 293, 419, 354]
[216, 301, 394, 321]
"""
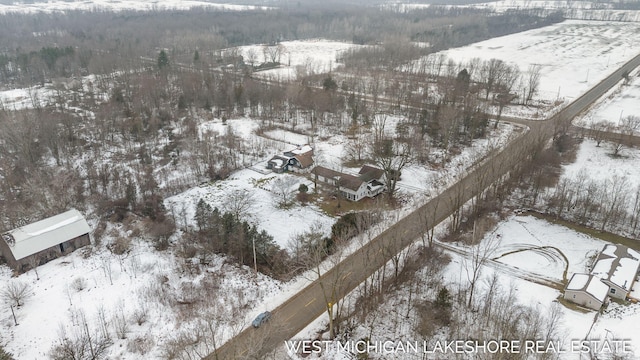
[267, 144, 314, 173]
[564, 244, 640, 310]
[311, 165, 386, 201]
[0, 209, 91, 273]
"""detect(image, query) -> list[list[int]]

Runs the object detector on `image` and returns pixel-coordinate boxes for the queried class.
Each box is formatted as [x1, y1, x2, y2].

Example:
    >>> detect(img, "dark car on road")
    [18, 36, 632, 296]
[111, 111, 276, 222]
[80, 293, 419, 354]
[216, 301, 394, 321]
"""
[252, 311, 271, 328]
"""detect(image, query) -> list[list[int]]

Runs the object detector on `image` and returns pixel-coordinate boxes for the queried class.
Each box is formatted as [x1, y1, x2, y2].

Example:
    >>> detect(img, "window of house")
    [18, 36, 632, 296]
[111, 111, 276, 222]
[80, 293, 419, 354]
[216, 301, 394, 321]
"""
[610, 288, 616, 294]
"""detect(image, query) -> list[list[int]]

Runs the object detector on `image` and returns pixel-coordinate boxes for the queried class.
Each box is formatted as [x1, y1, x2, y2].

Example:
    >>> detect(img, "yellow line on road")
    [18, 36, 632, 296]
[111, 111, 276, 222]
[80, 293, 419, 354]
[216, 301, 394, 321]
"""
[305, 298, 316, 307]
[285, 313, 296, 322]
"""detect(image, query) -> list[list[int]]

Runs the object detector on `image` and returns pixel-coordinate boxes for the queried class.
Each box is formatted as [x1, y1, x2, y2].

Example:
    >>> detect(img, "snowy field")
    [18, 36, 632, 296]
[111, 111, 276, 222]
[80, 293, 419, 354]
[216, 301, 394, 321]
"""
[561, 138, 640, 192]
[421, 20, 640, 119]
[574, 73, 640, 132]
[232, 39, 366, 80]
[384, 0, 599, 12]
[385, 1, 640, 21]
[0, 0, 271, 14]
[488, 215, 604, 281]
[0, 86, 54, 111]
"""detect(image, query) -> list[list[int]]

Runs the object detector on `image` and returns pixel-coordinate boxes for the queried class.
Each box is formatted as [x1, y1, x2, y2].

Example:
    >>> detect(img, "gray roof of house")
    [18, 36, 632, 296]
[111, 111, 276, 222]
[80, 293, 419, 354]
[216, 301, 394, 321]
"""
[358, 165, 385, 182]
[2, 209, 91, 260]
[338, 174, 365, 191]
[311, 166, 342, 179]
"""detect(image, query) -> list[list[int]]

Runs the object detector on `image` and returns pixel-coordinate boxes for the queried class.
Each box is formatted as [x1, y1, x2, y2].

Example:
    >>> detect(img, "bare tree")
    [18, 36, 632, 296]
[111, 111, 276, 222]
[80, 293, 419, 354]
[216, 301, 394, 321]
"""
[599, 175, 629, 231]
[50, 311, 112, 360]
[463, 220, 499, 308]
[262, 44, 284, 64]
[524, 64, 542, 105]
[344, 127, 370, 164]
[223, 188, 255, 221]
[245, 48, 258, 68]
[480, 58, 507, 100]
[588, 121, 609, 146]
[270, 176, 297, 208]
[369, 115, 411, 199]
[494, 63, 520, 127]
[1, 280, 33, 307]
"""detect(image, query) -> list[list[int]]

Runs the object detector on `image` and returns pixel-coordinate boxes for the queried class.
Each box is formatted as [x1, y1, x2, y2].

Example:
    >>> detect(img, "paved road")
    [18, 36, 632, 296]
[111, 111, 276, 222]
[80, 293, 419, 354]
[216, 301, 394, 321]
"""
[208, 52, 640, 360]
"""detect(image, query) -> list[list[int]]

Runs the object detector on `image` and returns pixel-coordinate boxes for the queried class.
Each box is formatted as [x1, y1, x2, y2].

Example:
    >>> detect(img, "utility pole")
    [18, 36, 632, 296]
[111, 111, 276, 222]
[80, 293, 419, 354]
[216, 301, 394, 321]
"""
[252, 237, 258, 276]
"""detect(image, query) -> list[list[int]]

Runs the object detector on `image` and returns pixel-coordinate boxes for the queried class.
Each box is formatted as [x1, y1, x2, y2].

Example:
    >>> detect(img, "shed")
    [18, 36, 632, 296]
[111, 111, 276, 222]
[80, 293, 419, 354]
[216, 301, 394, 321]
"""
[0, 209, 91, 273]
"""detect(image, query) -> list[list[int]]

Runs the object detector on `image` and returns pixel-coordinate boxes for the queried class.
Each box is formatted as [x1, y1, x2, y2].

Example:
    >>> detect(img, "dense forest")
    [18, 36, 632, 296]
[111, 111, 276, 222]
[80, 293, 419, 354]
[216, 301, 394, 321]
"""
[0, 5, 562, 86]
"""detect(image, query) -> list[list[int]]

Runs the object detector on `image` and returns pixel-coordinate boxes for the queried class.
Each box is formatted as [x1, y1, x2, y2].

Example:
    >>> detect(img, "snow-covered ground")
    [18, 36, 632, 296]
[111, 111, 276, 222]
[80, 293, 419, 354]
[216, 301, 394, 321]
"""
[0, 86, 54, 111]
[0, 0, 271, 14]
[383, 0, 599, 12]
[283, 215, 639, 359]
[574, 73, 640, 132]
[384, 1, 640, 22]
[0, 237, 284, 359]
[164, 169, 334, 250]
[488, 215, 603, 280]
[420, 20, 640, 119]
[562, 138, 640, 192]
[470, 216, 640, 358]
[231, 39, 366, 80]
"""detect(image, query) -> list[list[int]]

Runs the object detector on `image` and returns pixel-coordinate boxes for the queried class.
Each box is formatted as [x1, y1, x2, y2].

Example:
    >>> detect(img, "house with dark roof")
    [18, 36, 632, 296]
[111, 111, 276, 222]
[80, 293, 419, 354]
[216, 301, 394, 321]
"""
[311, 165, 386, 201]
[338, 174, 368, 201]
[311, 166, 342, 186]
[0, 209, 91, 273]
[267, 144, 314, 173]
[563, 244, 640, 310]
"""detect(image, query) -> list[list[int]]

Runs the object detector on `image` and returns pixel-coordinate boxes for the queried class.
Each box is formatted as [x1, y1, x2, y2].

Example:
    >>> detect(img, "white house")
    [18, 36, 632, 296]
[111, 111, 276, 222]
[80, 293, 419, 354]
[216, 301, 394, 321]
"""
[563, 273, 609, 311]
[311, 165, 386, 201]
[590, 244, 640, 300]
[564, 244, 640, 310]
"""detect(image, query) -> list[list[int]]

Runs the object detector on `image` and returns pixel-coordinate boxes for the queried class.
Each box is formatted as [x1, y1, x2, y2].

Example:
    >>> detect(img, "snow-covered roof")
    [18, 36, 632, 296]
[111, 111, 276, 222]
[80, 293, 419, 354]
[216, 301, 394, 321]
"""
[586, 276, 610, 302]
[566, 273, 589, 291]
[268, 156, 287, 168]
[2, 209, 91, 261]
[566, 273, 609, 302]
[287, 144, 313, 156]
[591, 244, 640, 291]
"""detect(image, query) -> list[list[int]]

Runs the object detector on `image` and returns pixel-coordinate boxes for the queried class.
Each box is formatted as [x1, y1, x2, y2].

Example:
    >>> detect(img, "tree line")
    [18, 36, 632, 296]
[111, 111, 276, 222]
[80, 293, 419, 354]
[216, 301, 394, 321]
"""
[0, 5, 562, 87]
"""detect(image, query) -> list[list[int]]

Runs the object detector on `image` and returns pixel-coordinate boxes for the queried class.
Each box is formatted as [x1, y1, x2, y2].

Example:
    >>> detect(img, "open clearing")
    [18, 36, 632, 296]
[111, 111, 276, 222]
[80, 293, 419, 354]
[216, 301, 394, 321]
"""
[424, 20, 640, 119]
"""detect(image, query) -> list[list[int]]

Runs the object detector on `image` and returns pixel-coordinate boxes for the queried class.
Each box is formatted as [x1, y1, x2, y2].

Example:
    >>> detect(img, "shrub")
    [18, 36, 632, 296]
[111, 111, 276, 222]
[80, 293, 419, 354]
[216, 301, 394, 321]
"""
[71, 277, 87, 292]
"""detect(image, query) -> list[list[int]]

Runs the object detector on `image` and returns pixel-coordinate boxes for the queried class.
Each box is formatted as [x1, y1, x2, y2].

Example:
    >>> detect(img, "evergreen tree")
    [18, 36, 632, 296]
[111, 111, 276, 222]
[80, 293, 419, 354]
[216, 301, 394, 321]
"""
[193, 49, 200, 63]
[194, 198, 214, 231]
[0, 346, 14, 360]
[322, 76, 338, 91]
[157, 49, 169, 69]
